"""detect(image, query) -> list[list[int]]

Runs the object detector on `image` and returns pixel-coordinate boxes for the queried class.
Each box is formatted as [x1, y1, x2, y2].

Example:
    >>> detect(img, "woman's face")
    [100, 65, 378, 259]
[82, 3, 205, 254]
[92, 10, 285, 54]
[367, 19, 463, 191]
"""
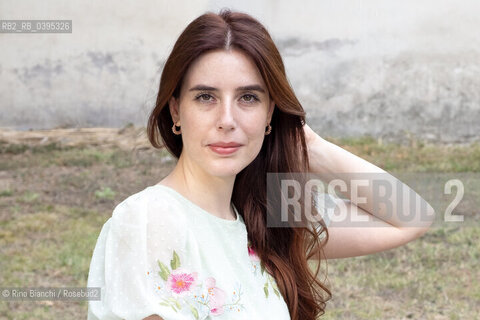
[169, 48, 275, 179]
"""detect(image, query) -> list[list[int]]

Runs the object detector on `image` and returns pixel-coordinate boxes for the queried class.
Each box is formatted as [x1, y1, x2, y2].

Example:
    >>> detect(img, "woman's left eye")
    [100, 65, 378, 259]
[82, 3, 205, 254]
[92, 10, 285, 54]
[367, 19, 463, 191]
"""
[241, 94, 259, 103]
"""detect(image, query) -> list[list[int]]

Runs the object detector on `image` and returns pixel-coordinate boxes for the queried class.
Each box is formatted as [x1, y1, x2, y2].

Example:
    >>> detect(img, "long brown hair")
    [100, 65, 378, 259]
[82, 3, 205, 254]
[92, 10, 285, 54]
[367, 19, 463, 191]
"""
[147, 9, 331, 319]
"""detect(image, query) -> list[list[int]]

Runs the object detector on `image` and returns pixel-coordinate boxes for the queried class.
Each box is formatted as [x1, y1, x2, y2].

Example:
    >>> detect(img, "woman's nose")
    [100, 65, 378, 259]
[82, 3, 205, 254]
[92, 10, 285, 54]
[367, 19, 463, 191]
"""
[216, 100, 236, 131]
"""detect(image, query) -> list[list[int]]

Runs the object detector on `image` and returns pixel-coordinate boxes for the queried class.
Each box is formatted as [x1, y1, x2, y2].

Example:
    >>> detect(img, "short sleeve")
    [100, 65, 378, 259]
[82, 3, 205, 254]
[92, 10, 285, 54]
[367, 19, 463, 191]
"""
[87, 195, 187, 320]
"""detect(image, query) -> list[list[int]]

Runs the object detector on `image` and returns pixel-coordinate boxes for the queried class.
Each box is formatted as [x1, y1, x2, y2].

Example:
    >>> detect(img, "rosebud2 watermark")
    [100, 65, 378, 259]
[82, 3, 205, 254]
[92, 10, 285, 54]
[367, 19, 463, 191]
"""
[266, 172, 472, 228]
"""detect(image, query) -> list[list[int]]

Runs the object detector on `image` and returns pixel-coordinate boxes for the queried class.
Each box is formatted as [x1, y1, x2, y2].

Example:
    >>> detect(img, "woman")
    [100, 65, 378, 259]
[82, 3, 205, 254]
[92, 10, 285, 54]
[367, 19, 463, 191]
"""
[87, 9, 435, 320]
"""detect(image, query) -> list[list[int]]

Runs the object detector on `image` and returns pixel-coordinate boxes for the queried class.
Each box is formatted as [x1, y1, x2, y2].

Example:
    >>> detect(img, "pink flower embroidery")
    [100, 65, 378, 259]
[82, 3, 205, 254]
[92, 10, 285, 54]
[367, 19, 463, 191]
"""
[204, 277, 227, 315]
[248, 246, 260, 262]
[155, 250, 245, 316]
[167, 269, 198, 294]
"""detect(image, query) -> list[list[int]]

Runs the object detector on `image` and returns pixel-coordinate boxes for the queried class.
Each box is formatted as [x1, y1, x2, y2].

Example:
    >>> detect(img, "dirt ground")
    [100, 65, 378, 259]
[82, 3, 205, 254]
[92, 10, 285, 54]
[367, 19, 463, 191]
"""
[0, 125, 154, 151]
[1, 127, 478, 319]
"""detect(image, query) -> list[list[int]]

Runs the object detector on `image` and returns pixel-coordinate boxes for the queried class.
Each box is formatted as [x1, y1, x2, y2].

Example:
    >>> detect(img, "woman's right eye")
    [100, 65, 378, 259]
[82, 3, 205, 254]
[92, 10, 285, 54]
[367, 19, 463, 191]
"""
[195, 93, 214, 102]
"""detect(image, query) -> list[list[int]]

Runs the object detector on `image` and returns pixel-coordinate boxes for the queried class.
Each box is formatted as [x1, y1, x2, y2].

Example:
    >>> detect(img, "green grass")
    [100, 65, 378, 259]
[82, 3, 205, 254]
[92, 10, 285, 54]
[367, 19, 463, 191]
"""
[0, 146, 135, 170]
[321, 225, 480, 319]
[94, 187, 116, 200]
[0, 136, 478, 319]
[329, 136, 480, 172]
[0, 205, 106, 318]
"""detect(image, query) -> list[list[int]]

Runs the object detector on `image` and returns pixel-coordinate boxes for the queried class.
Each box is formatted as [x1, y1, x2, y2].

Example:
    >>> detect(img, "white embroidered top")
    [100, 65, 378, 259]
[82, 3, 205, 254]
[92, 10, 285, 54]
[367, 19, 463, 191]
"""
[87, 184, 334, 320]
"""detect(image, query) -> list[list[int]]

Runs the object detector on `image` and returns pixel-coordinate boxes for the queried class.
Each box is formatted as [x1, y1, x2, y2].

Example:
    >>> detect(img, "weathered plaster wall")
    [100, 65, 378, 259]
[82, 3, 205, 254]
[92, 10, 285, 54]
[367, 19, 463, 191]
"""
[1, 0, 478, 143]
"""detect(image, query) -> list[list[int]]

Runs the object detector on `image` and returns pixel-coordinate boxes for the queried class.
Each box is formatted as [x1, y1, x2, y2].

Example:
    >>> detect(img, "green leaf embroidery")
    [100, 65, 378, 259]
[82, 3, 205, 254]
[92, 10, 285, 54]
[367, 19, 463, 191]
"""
[273, 287, 280, 298]
[159, 300, 179, 313]
[266, 273, 281, 298]
[264, 282, 269, 298]
[174, 300, 181, 309]
[171, 250, 181, 270]
[189, 305, 199, 319]
[157, 260, 170, 281]
[169, 298, 180, 312]
[260, 263, 265, 276]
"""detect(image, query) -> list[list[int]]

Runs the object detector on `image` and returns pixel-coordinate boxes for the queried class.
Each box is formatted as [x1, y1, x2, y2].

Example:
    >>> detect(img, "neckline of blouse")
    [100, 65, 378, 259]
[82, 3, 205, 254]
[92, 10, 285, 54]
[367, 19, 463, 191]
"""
[151, 184, 242, 225]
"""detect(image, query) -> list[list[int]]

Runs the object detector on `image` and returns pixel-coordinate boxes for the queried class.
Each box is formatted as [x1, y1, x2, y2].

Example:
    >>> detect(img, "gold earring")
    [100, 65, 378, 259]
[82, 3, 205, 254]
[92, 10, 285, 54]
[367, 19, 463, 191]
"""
[265, 123, 272, 135]
[172, 122, 181, 135]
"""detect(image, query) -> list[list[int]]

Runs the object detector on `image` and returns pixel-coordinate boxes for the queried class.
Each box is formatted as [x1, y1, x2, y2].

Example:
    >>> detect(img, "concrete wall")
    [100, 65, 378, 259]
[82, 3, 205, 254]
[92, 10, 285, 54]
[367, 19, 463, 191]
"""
[1, 0, 479, 143]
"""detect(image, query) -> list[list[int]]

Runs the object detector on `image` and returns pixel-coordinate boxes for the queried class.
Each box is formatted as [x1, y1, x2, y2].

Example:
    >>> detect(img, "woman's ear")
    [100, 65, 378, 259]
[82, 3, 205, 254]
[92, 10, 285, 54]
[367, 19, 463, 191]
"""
[169, 96, 180, 124]
[267, 99, 275, 123]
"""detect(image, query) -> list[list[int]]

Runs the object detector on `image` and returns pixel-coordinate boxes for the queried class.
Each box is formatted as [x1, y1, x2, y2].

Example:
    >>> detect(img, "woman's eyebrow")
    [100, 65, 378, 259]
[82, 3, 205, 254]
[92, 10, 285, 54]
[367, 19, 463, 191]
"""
[188, 84, 266, 93]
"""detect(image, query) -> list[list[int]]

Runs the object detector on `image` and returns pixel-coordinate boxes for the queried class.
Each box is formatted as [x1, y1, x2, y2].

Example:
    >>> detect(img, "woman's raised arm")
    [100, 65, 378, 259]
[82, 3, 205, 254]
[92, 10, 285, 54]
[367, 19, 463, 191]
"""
[303, 124, 436, 259]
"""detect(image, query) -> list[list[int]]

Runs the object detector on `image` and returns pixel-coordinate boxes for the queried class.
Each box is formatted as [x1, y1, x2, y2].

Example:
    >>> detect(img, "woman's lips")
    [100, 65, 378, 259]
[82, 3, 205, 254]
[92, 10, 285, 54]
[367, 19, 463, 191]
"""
[208, 145, 241, 155]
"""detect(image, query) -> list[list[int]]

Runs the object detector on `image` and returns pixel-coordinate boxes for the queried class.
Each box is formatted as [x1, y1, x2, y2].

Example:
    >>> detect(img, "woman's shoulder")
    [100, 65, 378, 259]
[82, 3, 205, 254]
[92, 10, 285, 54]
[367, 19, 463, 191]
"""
[110, 184, 188, 226]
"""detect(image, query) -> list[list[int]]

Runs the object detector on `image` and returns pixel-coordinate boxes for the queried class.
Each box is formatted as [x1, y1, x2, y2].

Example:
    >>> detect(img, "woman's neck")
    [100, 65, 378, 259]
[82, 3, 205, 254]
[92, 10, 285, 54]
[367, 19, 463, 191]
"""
[158, 157, 237, 220]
